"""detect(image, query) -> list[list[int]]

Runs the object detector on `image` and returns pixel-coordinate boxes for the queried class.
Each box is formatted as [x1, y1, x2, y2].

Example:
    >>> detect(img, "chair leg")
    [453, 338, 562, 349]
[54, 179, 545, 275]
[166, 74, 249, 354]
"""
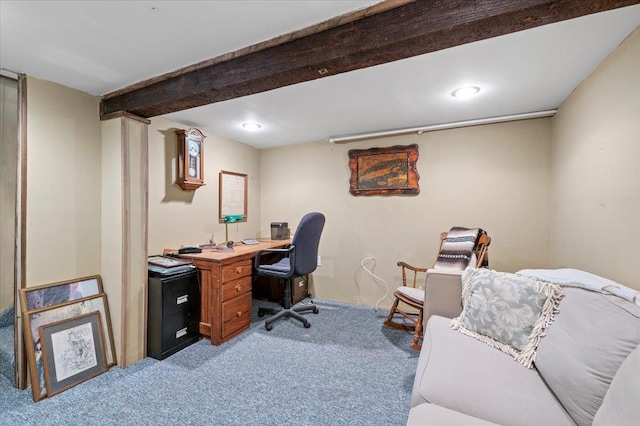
[293, 303, 318, 315]
[383, 298, 401, 327]
[410, 309, 423, 350]
[264, 308, 291, 331]
[383, 297, 423, 350]
[262, 277, 318, 331]
[384, 298, 416, 331]
[258, 306, 281, 317]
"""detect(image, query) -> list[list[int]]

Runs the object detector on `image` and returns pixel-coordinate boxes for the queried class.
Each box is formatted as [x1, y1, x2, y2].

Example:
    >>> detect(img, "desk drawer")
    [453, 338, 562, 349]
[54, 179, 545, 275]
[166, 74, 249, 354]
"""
[222, 260, 252, 282]
[222, 275, 252, 302]
[222, 292, 251, 338]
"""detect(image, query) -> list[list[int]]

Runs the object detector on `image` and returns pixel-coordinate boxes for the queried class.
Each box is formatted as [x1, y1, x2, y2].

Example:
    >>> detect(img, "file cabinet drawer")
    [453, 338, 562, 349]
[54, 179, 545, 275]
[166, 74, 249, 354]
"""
[161, 310, 199, 352]
[162, 276, 199, 316]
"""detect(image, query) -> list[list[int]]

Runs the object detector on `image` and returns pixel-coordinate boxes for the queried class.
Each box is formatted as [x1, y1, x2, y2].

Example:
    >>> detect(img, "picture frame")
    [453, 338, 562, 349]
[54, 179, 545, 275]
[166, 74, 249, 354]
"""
[219, 170, 248, 220]
[19, 275, 103, 311]
[23, 294, 116, 401]
[347, 144, 420, 196]
[39, 311, 108, 397]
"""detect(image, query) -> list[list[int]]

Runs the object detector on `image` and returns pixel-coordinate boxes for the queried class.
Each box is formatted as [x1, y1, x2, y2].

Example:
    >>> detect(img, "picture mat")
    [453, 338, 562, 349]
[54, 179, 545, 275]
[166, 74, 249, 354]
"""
[20, 275, 102, 311]
[23, 294, 116, 401]
[40, 311, 107, 397]
[219, 170, 247, 219]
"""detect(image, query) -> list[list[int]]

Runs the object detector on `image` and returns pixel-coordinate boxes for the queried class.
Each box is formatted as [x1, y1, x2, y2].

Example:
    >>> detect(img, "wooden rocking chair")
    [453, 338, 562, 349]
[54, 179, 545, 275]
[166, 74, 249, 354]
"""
[384, 230, 490, 350]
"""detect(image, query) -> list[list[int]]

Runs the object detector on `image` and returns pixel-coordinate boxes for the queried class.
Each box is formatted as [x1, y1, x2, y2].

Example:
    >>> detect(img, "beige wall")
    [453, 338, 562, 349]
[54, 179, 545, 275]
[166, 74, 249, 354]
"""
[147, 117, 262, 255]
[0, 76, 18, 312]
[25, 76, 102, 286]
[260, 118, 552, 307]
[550, 28, 640, 290]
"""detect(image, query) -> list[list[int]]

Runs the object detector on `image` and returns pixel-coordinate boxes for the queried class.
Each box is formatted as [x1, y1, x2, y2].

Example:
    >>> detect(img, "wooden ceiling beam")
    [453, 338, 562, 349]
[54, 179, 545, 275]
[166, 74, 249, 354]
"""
[100, 0, 638, 119]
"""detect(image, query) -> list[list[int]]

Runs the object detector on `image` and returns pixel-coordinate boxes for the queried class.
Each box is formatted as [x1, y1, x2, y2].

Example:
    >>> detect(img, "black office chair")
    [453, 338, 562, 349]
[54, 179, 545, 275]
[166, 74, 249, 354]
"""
[254, 212, 325, 330]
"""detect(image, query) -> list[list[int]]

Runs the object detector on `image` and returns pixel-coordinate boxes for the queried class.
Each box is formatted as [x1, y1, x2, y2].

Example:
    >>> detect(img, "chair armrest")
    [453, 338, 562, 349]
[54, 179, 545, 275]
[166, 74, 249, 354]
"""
[254, 245, 295, 278]
[397, 261, 428, 273]
[423, 269, 463, 329]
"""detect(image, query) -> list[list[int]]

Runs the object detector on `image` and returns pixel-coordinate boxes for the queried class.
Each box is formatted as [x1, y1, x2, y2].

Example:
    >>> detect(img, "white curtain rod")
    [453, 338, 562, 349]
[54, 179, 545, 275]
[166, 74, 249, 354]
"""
[328, 110, 557, 144]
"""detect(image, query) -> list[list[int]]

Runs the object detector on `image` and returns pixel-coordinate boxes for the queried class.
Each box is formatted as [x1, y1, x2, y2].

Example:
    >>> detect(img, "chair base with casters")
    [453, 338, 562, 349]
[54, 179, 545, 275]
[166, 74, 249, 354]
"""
[258, 277, 318, 330]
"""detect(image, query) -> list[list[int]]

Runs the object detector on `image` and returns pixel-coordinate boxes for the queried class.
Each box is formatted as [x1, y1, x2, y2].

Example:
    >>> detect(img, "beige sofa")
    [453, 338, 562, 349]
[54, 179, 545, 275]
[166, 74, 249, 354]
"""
[408, 269, 640, 426]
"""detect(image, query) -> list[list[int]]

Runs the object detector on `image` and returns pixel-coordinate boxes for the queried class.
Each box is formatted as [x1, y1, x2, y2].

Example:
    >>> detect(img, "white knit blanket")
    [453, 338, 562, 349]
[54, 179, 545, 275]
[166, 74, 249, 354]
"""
[517, 268, 640, 306]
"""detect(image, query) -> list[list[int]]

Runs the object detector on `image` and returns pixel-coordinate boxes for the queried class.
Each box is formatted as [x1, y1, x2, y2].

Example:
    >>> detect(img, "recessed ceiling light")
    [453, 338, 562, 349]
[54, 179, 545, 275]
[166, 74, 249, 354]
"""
[451, 86, 480, 98]
[242, 122, 262, 131]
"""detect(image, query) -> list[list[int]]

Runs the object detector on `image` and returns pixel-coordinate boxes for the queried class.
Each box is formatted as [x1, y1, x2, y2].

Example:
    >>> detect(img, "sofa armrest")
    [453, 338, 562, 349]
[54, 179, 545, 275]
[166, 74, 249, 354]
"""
[593, 343, 640, 425]
[423, 269, 463, 329]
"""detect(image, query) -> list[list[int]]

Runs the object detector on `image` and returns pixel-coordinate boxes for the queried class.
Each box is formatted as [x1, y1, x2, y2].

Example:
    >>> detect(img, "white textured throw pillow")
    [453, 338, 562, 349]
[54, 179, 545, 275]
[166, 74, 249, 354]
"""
[451, 267, 563, 368]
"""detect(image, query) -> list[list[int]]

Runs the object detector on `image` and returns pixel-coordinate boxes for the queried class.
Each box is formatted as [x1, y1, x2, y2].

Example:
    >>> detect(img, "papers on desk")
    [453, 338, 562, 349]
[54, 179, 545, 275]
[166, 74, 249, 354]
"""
[148, 256, 189, 268]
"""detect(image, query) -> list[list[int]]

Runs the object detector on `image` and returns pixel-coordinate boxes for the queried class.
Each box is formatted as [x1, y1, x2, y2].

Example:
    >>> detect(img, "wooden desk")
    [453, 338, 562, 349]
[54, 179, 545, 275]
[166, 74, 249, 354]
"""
[167, 239, 290, 345]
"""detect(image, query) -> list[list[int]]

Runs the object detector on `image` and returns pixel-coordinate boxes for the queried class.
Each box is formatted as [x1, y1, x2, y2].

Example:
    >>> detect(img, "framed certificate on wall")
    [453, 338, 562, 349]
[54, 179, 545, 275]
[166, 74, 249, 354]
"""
[219, 170, 247, 220]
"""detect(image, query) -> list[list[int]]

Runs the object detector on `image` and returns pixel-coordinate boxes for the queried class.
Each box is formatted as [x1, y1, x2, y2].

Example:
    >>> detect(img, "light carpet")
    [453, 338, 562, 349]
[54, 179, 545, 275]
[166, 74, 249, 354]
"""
[0, 299, 419, 425]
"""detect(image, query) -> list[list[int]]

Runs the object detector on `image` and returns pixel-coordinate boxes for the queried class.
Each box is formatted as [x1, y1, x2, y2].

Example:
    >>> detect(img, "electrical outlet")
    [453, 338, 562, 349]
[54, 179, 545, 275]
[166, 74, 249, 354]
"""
[317, 255, 321, 266]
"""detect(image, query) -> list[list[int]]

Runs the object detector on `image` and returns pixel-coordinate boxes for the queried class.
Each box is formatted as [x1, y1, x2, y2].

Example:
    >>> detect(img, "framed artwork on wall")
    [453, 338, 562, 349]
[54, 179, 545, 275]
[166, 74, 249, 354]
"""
[347, 144, 420, 196]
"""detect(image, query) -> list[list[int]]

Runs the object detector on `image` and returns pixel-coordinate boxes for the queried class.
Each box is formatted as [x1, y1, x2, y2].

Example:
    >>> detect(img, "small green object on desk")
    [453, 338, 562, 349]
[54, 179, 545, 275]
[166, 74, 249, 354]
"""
[224, 215, 244, 223]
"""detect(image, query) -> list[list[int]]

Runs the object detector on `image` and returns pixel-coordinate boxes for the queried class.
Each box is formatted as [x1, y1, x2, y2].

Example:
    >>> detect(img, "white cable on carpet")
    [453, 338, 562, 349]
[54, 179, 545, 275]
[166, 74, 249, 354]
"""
[360, 257, 389, 311]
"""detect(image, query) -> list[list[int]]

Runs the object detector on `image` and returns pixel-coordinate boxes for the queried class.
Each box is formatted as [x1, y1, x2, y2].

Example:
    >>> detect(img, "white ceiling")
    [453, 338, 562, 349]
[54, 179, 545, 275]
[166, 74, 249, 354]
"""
[2, 1, 639, 149]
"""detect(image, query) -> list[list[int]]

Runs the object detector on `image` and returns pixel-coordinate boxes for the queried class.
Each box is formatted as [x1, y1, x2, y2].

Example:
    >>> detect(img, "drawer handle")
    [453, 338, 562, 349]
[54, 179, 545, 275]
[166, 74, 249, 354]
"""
[235, 285, 241, 292]
[177, 295, 188, 305]
[236, 268, 242, 274]
[176, 327, 187, 339]
[236, 311, 242, 317]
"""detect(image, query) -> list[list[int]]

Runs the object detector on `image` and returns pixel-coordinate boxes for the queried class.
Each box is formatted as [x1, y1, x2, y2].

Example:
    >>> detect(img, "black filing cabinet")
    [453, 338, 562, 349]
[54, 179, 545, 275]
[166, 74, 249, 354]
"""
[147, 263, 200, 360]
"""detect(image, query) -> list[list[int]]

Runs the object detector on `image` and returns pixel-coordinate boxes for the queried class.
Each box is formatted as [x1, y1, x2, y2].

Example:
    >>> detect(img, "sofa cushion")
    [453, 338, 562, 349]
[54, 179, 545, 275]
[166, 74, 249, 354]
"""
[451, 267, 563, 367]
[411, 315, 574, 426]
[407, 403, 499, 426]
[593, 343, 640, 426]
[534, 287, 640, 426]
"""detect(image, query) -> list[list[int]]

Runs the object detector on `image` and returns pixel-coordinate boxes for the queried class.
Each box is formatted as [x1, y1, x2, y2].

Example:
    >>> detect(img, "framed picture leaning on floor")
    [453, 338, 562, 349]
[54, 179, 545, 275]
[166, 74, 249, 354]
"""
[39, 311, 108, 397]
[20, 275, 103, 311]
[21, 293, 116, 401]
